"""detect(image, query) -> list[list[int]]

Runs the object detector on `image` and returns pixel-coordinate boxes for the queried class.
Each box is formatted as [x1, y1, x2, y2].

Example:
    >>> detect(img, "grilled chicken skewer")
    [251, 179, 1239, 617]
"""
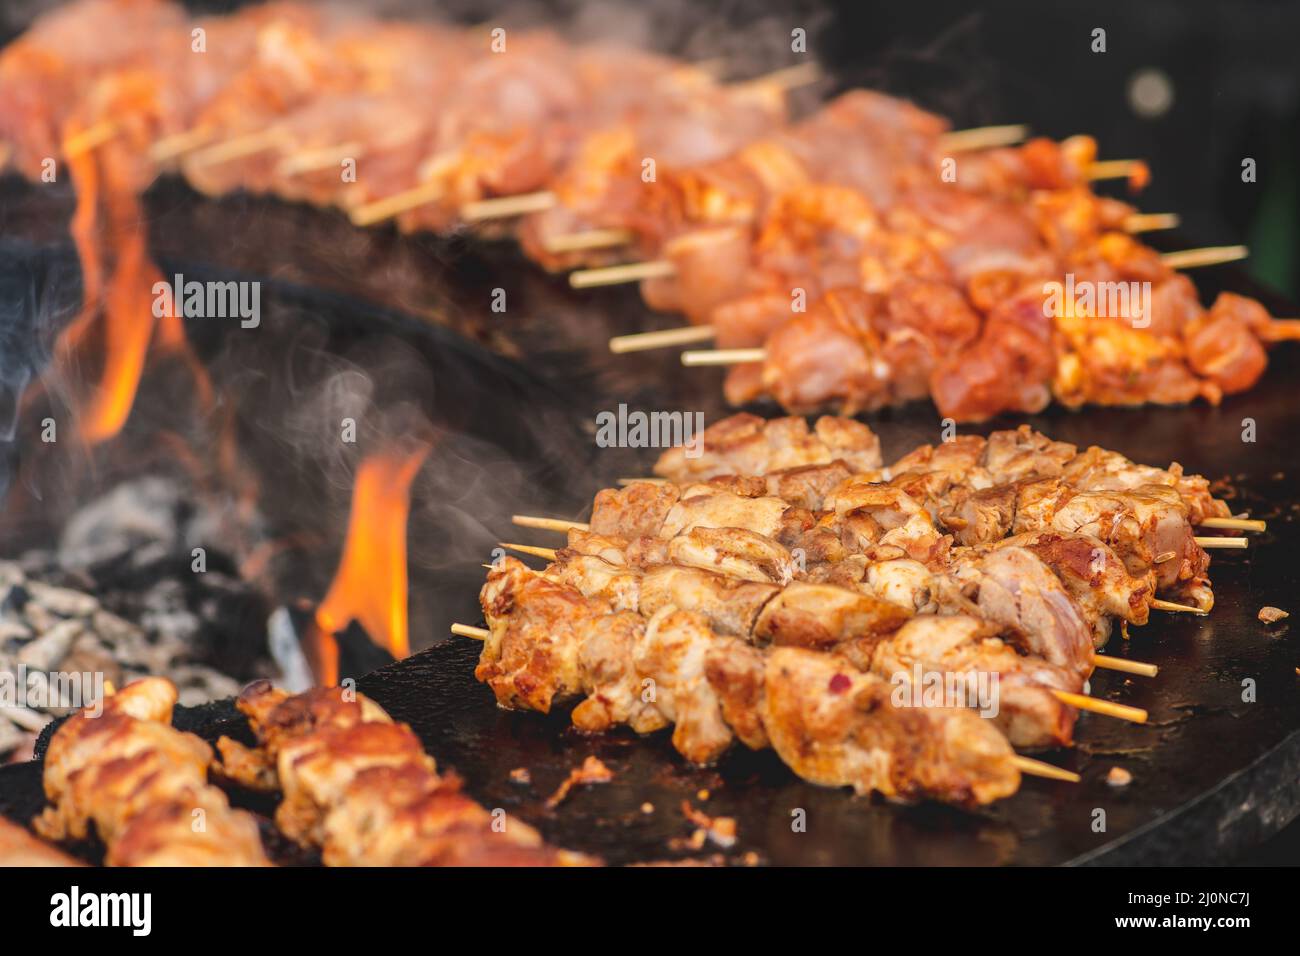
[491, 449, 1183, 749]
[554, 445, 1216, 614]
[652, 414, 1240, 528]
[214, 681, 594, 866]
[494, 540, 1123, 750]
[472, 557, 1026, 806]
[34, 677, 269, 866]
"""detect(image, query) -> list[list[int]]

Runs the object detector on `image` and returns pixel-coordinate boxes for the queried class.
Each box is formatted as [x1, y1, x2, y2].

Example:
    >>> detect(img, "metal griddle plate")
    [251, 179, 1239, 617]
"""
[0, 182, 1298, 865]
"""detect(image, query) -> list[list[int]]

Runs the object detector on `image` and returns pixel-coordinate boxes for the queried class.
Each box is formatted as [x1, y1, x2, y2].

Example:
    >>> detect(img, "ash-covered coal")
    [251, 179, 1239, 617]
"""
[1, 475, 282, 762]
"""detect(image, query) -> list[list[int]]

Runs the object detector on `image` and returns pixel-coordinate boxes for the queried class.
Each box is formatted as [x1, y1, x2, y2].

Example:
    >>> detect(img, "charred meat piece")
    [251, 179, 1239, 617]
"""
[35, 677, 269, 866]
[0, 816, 84, 867]
[225, 681, 593, 866]
[867, 615, 1082, 750]
[654, 413, 882, 483]
[938, 547, 1096, 675]
[761, 647, 1020, 807]
[752, 581, 911, 649]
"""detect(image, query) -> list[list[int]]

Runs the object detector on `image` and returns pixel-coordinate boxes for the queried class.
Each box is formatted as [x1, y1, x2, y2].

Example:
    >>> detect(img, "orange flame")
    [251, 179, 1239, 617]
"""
[314, 442, 431, 685]
[54, 118, 211, 444]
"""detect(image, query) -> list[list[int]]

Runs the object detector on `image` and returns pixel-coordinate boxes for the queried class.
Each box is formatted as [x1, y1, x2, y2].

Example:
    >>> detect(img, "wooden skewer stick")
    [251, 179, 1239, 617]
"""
[1050, 690, 1148, 724]
[512, 515, 590, 532]
[462, 190, 557, 222]
[500, 542, 559, 561]
[937, 124, 1029, 153]
[1092, 655, 1158, 678]
[1150, 598, 1208, 615]
[1122, 212, 1180, 233]
[1261, 319, 1300, 342]
[582, 242, 1242, 303]
[185, 128, 286, 169]
[349, 180, 447, 227]
[1199, 517, 1266, 532]
[277, 140, 363, 177]
[544, 228, 636, 255]
[1086, 159, 1145, 181]
[682, 348, 766, 366]
[1011, 755, 1081, 783]
[149, 127, 215, 163]
[603, 212, 1187, 355]
[610, 325, 716, 352]
[618, 477, 670, 486]
[63, 121, 117, 157]
[1160, 245, 1248, 270]
[570, 260, 676, 288]
[451, 623, 490, 640]
[743, 61, 822, 92]
[1193, 536, 1248, 549]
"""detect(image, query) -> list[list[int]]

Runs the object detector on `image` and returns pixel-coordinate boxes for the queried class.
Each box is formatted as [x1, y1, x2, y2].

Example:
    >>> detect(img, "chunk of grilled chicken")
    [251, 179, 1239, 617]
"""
[1025, 482, 1211, 607]
[35, 677, 268, 866]
[106, 788, 271, 866]
[821, 480, 953, 567]
[636, 607, 742, 764]
[479, 561, 601, 711]
[1061, 445, 1231, 524]
[861, 615, 1081, 750]
[661, 487, 796, 540]
[990, 530, 1154, 644]
[547, 552, 644, 611]
[589, 482, 812, 549]
[481, 559, 749, 763]
[589, 481, 681, 538]
[637, 564, 781, 637]
[667, 526, 798, 584]
[752, 581, 912, 649]
[935, 547, 1096, 675]
[761, 646, 1020, 806]
[686, 461, 862, 514]
[654, 413, 882, 484]
[320, 765, 583, 866]
[980, 426, 1080, 484]
[0, 816, 84, 867]
[222, 681, 592, 866]
[276, 720, 437, 849]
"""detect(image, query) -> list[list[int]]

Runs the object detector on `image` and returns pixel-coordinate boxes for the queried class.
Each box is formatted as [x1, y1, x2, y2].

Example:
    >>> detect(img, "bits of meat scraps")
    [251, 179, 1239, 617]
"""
[1106, 766, 1133, 787]
[681, 800, 737, 848]
[1258, 606, 1290, 624]
[544, 756, 614, 808]
[508, 767, 532, 785]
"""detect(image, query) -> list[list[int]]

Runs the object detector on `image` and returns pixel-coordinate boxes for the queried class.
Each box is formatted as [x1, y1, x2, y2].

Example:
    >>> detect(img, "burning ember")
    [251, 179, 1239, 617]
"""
[313, 442, 432, 685]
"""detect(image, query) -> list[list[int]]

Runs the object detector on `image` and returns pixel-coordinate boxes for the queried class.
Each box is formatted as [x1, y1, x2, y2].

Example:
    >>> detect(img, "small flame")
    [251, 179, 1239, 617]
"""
[314, 442, 431, 685]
